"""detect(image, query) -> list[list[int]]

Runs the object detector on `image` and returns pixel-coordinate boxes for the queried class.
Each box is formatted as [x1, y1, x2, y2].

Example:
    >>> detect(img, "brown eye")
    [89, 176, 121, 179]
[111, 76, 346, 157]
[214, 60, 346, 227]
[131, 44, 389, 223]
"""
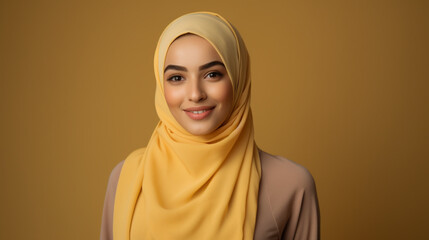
[206, 72, 223, 79]
[167, 75, 184, 82]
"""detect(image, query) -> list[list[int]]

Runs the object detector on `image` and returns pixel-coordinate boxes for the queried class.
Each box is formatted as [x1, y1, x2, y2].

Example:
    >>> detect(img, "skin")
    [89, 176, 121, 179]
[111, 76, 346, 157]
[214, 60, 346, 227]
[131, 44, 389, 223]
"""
[163, 34, 233, 136]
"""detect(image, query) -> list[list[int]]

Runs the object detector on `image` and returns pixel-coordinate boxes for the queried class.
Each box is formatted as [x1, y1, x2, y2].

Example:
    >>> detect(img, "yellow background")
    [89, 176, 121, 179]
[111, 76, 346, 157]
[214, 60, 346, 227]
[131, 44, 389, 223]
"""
[1, 0, 428, 239]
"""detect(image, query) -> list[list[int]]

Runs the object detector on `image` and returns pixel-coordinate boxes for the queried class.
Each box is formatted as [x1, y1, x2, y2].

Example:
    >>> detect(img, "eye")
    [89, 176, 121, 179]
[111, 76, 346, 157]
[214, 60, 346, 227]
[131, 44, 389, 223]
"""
[166, 75, 184, 82]
[205, 71, 223, 79]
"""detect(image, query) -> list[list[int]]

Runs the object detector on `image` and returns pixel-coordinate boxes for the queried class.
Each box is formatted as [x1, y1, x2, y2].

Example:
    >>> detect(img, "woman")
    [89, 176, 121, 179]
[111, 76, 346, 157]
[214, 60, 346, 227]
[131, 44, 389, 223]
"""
[101, 12, 319, 240]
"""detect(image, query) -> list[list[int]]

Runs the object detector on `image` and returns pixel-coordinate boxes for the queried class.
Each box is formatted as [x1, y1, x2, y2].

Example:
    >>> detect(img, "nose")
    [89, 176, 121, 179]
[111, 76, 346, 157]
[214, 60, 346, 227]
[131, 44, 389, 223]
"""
[188, 78, 206, 102]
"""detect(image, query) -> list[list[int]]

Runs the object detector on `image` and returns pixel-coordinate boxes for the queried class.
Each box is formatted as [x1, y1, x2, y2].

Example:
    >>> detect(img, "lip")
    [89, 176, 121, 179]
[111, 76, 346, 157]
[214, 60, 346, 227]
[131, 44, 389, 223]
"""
[183, 106, 215, 120]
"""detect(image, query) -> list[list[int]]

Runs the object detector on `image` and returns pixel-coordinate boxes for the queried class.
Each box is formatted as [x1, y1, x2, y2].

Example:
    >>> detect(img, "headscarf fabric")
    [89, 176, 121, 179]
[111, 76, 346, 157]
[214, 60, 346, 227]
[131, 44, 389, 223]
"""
[113, 12, 261, 240]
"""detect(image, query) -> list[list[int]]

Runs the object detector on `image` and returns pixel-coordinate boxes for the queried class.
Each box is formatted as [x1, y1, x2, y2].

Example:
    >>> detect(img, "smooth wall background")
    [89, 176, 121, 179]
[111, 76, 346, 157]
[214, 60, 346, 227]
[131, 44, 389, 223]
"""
[1, 0, 428, 239]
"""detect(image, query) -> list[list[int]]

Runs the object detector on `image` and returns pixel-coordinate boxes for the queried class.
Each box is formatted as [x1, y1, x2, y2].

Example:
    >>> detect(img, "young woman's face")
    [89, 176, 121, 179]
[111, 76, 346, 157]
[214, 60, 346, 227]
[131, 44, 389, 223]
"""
[163, 34, 233, 136]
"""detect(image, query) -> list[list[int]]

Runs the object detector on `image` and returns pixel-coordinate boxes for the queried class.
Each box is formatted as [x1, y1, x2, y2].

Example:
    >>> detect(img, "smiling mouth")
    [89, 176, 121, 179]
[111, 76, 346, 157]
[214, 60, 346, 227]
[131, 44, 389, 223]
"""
[189, 109, 210, 114]
[183, 106, 215, 120]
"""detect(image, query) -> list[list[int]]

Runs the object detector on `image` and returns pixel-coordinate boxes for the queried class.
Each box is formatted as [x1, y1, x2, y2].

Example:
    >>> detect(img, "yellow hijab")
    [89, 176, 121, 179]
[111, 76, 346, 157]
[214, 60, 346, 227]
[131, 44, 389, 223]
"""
[114, 12, 261, 239]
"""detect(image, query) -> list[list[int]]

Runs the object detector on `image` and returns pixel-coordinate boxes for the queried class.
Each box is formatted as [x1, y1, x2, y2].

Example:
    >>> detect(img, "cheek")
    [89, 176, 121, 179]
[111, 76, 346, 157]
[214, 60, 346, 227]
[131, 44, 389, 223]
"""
[205, 79, 234, 125]
[211, 81, 233, 107]
[164, 85, 184, 109]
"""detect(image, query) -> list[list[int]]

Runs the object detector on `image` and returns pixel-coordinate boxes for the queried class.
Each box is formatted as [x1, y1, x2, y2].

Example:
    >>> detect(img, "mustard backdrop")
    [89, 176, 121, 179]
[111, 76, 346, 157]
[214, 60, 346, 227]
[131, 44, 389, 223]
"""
[1, 0, 428, 239]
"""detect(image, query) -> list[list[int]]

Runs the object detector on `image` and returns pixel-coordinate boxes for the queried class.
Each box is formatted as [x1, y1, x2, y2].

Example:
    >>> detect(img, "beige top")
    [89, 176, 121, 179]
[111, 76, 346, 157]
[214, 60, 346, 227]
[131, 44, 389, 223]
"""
[100, 150, 320, 240]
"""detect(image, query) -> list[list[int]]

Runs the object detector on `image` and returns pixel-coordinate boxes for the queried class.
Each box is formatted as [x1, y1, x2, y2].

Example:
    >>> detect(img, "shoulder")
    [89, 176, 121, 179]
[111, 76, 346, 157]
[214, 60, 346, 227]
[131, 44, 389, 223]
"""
[101, 147, 146, 240]
[100, 160, 125, 240]
[256, 150, 319, 239]
[259, 149, 316, 193]
[106, 147, 146, 199]
[109, 160, 125, 185]
[107, 160, 125, 190]
[103, 160, 125, 211]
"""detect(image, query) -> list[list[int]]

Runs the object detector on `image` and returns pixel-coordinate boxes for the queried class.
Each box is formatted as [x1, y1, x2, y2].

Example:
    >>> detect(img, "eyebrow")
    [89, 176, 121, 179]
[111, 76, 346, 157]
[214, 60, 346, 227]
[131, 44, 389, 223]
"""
[164, 65, 186, 73]
[164, 61, 225, 73]
[199, 61, 225, 70]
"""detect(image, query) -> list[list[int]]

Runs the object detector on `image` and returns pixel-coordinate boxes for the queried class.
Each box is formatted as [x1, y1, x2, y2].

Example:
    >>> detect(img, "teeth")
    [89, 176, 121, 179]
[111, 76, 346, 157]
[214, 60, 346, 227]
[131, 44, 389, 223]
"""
[191, 110, 206, 114]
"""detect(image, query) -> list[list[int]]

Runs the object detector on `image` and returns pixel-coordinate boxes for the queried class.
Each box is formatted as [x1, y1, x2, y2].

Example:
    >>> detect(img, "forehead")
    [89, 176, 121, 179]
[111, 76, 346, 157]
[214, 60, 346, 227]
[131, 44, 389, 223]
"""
[164, 34, 223, 65]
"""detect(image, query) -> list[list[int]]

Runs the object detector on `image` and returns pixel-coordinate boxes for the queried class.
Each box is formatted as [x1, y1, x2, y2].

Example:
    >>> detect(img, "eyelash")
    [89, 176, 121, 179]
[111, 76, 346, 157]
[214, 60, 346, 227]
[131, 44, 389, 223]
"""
[166, 71, 224, 82]
[205, 71, 223, 79]
[166, 75, 184, 82]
